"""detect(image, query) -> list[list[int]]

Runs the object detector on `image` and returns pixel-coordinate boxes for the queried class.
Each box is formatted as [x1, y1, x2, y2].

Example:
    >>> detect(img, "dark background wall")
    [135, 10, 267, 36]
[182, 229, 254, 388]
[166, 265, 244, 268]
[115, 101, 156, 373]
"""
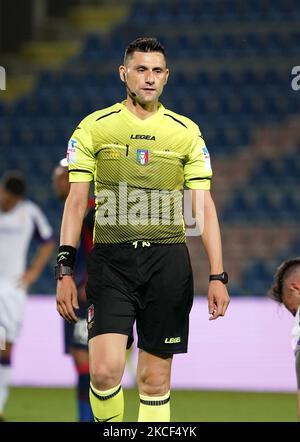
[0, 0, 82, 54]
[47, 0, 80, 18]
[0, 0, 34, 53]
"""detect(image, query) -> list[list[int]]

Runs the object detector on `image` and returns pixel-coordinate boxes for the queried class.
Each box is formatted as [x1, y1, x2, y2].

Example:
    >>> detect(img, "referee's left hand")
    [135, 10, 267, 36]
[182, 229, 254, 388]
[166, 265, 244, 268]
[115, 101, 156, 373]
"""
[208, 281, 230, 320]
[56, 276, 79, 323]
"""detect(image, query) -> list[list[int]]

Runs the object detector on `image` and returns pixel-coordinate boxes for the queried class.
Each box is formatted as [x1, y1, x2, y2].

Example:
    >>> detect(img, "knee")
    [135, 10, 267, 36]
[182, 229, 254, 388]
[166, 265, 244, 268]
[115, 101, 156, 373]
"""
[89, 362, 123, 391]
[137, 366, 170, 396]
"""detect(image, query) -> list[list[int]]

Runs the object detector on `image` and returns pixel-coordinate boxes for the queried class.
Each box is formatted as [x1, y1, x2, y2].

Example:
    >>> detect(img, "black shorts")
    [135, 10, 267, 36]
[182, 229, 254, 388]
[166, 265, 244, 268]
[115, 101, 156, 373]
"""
[86, 243, 194, 355]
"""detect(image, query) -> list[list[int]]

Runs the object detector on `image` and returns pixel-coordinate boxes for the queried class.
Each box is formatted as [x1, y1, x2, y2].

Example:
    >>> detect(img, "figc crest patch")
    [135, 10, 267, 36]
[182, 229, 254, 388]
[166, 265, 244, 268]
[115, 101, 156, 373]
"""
[136, 149, 149, 165]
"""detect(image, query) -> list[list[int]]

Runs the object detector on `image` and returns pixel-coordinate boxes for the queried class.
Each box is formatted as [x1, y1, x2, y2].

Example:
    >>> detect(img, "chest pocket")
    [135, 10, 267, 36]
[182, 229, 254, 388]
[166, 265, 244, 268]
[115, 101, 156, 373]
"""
[147, 149, 185, 190]
[96, 145, 125, 185]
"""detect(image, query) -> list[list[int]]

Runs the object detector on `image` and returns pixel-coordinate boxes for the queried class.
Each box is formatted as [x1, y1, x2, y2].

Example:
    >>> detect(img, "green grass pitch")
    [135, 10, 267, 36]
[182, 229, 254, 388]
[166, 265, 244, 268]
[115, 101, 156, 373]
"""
[4, 387, 298, 422]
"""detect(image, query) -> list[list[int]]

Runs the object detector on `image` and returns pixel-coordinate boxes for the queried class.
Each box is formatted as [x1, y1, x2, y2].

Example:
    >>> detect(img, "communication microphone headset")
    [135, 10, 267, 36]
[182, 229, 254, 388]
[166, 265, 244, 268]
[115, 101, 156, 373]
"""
[122, 71, 137, 98]
[122, 71, 168, 97]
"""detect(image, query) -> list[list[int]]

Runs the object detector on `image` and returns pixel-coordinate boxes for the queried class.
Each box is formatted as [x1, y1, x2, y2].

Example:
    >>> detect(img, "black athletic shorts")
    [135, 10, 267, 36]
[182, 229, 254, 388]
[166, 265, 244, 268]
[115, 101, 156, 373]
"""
[86, 242, 194, 355]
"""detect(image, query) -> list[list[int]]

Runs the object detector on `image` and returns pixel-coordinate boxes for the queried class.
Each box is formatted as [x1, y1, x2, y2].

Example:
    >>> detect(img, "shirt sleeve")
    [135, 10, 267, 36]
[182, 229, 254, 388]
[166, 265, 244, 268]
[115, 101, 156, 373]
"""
[184, 127, 213, 190]
[67, 119, 95, 183]
[30, 203, 53, 242]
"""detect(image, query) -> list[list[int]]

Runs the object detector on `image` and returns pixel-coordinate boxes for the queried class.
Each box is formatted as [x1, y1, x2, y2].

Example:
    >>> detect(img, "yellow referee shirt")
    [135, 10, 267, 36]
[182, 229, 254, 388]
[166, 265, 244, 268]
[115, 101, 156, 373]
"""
[67, 101, 212, 244]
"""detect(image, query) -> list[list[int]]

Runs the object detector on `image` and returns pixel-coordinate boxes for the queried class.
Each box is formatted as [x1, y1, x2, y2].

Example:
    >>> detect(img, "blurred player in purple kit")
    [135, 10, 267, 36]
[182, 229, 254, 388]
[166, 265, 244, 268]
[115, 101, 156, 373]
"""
[0, 171, 54, 421]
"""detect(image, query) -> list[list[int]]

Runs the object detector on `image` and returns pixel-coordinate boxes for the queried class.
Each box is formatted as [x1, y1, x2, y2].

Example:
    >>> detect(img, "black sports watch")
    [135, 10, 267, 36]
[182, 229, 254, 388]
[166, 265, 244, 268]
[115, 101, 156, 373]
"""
[55, 264, 73, 280]
[209, 271, 228, 284]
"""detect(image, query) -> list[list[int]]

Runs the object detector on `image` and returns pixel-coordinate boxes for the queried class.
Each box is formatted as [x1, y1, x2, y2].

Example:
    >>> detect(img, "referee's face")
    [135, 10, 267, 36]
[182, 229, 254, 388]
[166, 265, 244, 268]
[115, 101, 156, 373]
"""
[120, 51, 169, 105]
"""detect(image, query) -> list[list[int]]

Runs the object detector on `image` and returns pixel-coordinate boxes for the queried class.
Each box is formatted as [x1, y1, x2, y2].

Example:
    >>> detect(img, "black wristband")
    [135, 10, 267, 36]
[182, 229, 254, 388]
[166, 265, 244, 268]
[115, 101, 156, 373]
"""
[57, 245, 77, 268]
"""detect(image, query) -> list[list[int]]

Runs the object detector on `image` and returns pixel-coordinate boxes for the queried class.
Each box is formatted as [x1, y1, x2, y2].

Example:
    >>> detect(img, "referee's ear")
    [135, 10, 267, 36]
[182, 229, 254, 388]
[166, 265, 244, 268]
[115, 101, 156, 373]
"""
[119, 66, 126, 83]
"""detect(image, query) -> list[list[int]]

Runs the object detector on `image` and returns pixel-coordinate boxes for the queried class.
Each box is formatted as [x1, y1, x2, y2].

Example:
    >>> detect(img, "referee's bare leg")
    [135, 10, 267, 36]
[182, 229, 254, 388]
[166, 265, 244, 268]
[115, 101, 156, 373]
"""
[137, 350, 172, 421]
[88, 333, 127, 422]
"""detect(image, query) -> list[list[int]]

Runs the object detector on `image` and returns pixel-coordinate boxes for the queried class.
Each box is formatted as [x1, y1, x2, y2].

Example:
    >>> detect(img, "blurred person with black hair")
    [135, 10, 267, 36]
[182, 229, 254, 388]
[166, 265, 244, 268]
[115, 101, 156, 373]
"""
[269, 258, 300, 421]
[0, 171, 54, 421]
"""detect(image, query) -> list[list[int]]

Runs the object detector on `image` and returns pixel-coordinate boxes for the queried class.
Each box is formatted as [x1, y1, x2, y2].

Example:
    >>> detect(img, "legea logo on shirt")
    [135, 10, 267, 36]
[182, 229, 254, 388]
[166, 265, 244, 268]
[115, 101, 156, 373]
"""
[67, 138, 77, 164]
[130, 134, 155, 141]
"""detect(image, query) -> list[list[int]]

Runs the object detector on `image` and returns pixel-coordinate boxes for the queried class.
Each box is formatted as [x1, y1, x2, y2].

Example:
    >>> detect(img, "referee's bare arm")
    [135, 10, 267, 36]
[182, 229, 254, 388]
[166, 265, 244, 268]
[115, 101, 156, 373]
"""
[192, 189, 230, 320]
[56, 182, 91, 323]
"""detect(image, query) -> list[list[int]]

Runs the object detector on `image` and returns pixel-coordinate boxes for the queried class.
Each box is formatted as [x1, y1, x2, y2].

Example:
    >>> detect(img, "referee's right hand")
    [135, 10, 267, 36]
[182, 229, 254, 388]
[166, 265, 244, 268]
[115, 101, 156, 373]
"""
[56, 276, 79, 323]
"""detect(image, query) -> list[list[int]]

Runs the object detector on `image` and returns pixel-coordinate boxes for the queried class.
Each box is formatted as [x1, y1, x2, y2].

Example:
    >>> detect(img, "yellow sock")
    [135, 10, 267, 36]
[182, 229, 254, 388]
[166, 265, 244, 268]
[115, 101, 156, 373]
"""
[138, 391, 170, 422]
[89, 383, 124, 422]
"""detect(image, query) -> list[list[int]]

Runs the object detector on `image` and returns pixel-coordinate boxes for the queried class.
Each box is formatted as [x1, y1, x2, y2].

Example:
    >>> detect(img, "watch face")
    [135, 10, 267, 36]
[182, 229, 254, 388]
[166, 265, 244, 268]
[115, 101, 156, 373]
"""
[222, 272, 228, 284]
[209, 272, 228, 284]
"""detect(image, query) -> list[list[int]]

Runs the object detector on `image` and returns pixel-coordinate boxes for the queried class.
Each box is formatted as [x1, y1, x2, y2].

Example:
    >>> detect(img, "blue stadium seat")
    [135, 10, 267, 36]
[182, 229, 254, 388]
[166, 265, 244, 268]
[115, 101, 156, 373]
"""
[241, 261, 272, 296]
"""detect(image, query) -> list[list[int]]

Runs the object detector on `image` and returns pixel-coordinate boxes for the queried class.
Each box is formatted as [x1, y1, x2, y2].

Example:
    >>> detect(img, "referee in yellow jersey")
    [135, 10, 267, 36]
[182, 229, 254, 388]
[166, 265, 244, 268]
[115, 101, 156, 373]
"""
[55, 37, 230, 422]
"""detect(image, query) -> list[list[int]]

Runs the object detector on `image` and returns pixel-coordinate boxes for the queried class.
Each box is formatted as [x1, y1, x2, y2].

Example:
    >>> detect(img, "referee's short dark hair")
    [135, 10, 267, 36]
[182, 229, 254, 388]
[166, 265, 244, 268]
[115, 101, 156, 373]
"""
[124, 37, 166, 62]
[1, 171, 26, 197]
